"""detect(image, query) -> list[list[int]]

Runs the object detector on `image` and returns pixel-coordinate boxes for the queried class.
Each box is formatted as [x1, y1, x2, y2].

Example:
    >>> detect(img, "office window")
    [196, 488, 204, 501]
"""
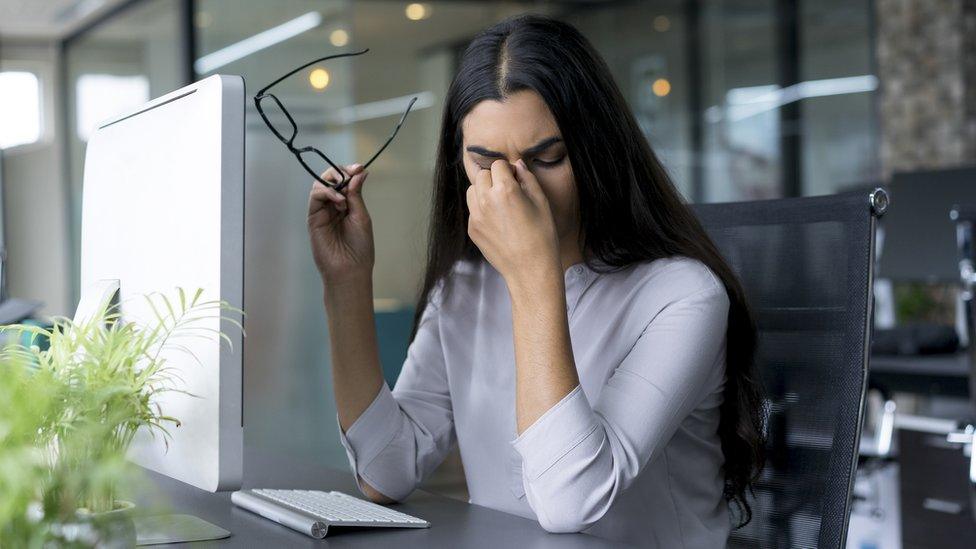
[564, 3, 694, 200]
[800, 0, 879, 194]
[0, 71, 42, 149]
[700, 0, 782, 202]
[75, 74, 150, 141]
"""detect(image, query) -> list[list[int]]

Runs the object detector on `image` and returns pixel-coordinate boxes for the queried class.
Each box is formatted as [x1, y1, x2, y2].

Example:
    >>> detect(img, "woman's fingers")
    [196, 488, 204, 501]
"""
[513, 159, 546, 203]
[316, 181, 347, 205]
[307, 196, 336, 231]
[317, 163, 362, 185]
[308, 163, 371, 223]
[489, 159, 518, 192]
[308, 181, 346, 218]
[319, 166, 341, 184]
[343, 169, 370, 218]
[465, 183, 481, 227]
[474, 168, 493, 208]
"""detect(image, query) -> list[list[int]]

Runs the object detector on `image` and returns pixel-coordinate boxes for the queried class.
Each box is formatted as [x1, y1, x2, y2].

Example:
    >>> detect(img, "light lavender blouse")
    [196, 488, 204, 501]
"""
[338, 255, 731, 547]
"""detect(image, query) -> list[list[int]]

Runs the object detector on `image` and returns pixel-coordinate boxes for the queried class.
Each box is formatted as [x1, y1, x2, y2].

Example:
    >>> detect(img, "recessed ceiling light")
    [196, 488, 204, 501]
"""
[405, 3, 431, 21]
[653, 16, 670, 32]
[330, 29, 349, 47]
[309, 68, 330, 90]
[652, 78, 671, 97]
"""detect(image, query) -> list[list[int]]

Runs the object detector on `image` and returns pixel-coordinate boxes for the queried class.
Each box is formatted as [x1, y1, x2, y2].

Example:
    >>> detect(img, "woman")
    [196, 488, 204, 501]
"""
[307, 14, 764, 547]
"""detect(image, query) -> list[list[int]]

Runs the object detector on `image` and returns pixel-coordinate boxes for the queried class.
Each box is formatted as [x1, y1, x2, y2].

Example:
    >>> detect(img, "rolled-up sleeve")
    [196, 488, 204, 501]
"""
[337, 281, 455, 501]
[511, 283, 729, 533]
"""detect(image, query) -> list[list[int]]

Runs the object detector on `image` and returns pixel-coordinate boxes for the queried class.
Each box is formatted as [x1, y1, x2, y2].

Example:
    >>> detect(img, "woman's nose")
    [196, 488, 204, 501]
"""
[490, 158, 518, 171]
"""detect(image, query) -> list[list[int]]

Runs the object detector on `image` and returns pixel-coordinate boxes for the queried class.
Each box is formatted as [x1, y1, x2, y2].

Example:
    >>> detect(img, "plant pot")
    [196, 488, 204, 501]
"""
[50, 500, 137, 548]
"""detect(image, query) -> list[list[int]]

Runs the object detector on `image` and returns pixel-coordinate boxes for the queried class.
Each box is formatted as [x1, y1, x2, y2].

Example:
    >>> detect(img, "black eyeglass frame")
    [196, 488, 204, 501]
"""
[254, 48, 417, 192]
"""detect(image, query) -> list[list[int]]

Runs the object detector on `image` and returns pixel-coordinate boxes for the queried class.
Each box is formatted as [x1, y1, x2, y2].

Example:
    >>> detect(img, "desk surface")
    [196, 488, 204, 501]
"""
[137, 447, 626, 548]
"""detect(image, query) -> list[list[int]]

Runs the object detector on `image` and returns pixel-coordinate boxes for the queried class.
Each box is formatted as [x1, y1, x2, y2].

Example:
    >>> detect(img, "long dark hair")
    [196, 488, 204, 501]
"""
[409, 14, 765, 526]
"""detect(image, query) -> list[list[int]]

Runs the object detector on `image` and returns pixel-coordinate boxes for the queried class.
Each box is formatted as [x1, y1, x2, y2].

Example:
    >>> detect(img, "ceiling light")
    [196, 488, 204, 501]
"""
[405, 3, 430, 21]
[309, 68, 330, 90]
[721, 75, 879, 122]
[652, 78, 671, 97]
[194, 11, 322, 74]
[330, 29, 349, 47]
[330, 91, 435, 125]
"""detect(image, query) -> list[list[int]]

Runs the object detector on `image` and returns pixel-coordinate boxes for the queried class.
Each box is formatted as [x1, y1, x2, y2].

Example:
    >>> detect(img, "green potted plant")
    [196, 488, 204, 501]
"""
[0, 288, 241, 547]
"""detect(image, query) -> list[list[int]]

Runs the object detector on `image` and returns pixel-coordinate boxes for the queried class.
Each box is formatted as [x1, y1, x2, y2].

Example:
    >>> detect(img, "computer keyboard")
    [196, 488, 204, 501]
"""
[231, 488, 430, 539]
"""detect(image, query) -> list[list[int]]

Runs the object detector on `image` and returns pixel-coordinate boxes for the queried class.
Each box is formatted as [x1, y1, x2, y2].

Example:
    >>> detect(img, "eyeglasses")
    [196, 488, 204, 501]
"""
[254, 48, 417, 192]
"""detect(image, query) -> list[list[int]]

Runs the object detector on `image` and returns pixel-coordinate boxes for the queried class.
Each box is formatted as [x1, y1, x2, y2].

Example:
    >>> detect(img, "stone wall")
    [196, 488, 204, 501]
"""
[876, 0, 976, 177]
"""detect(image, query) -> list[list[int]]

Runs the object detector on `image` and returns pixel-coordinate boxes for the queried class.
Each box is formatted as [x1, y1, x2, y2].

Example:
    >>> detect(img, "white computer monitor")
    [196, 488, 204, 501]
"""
[79, 74, 244, 492]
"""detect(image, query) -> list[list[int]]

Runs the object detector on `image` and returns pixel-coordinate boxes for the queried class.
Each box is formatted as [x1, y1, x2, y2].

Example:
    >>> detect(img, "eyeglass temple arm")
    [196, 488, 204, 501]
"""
[334, 96, 417, 192]
[360, 96, 419, 171]
[255, 48, 370, 97]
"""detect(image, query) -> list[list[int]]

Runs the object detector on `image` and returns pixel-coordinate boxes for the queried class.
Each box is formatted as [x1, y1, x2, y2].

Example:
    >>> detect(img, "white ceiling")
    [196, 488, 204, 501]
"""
[0, 0, 130, 39]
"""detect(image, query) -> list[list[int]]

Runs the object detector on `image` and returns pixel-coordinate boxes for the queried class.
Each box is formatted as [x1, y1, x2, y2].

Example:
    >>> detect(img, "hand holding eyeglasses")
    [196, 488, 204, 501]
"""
[307, 163, 375, 286]
[258, 49, 414, 285]
[255, 48, 416, 192]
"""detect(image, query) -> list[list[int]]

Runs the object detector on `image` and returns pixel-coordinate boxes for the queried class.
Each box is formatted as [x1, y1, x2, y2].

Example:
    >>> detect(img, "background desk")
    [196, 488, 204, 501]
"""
[137, 447, 627, 548]
[869, 353, 976, 547]
[869, 353, 970, 398]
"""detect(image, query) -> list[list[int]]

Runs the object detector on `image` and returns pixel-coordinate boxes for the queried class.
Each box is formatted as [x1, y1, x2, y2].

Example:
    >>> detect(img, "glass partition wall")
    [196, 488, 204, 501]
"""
[63, 0, 187, 291]
[193, 0, 567, 481]
[62, 0, 880, 498]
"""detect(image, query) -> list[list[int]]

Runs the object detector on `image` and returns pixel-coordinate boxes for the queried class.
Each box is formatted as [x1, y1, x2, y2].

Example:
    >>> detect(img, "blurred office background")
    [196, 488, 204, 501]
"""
[1, 1, 974, 547]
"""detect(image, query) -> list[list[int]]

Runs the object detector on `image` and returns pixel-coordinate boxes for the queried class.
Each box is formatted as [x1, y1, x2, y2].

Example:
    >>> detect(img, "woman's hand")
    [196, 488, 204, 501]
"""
[307, 164, 374, 286]
[466, 159, 560, 288]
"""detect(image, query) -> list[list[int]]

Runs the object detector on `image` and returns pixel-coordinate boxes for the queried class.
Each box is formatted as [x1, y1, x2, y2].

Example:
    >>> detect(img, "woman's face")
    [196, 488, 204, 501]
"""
[460, 90, 580, 246]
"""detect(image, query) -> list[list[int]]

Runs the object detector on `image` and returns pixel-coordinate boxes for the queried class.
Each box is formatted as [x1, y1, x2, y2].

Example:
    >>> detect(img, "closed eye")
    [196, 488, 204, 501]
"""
[471, 154, 565, 170]
[533, 155, 565, 168]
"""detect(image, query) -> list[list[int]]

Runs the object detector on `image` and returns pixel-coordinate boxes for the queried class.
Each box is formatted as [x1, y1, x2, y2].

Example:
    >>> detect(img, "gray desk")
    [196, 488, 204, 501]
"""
[135, 447, 627, 548]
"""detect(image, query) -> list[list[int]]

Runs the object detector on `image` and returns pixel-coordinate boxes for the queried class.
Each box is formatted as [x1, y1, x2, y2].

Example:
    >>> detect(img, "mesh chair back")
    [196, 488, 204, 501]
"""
[692, 190, 886, 548]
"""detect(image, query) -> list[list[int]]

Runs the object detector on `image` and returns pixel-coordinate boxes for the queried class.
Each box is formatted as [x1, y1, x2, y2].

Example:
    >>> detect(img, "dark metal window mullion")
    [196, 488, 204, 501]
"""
[683, 0, 704, 203]
[180, 0, 197, 85]
[776, 0, 803, 198]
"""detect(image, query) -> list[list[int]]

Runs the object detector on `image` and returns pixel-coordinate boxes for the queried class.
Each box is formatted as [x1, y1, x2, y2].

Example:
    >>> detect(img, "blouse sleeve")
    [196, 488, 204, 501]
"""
[510, 279, 730, 533]
[337, 279, 455, 501]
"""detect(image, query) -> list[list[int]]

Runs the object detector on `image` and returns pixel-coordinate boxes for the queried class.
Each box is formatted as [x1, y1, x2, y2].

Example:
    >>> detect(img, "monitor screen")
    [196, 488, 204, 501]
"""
[878, 166, 976, 283]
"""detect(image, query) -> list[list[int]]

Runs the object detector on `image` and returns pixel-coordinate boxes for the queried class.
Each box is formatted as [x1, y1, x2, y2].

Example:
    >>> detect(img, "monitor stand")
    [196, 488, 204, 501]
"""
[73, 281, 234, 544]
[134, 514, 230, 545]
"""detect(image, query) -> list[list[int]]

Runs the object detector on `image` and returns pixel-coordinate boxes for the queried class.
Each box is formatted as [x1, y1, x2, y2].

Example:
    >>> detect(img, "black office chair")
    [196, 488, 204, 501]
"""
[692, 189, 888, 549]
